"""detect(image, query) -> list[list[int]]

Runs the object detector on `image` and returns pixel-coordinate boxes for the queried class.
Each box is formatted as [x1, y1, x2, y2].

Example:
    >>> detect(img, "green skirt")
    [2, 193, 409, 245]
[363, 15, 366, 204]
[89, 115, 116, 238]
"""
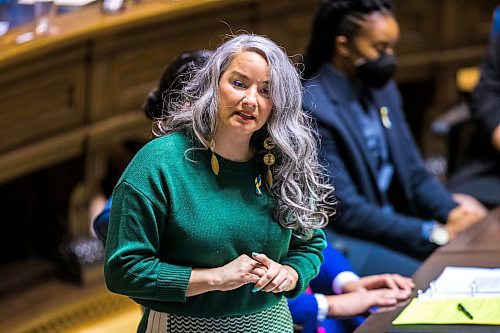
[142, 297, 293, 333]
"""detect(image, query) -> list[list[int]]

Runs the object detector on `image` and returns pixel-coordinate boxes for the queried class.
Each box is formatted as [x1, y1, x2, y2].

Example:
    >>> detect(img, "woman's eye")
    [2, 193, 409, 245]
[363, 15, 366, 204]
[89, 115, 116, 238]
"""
[232, 80, 245, 88]
[260, 88, 270, 97]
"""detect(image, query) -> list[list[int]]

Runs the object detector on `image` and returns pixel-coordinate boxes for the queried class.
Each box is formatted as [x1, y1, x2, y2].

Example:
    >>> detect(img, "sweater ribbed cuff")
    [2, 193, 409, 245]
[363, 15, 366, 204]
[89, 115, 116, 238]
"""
[157, 262, 192, 303]
[282, 260, 310, 299]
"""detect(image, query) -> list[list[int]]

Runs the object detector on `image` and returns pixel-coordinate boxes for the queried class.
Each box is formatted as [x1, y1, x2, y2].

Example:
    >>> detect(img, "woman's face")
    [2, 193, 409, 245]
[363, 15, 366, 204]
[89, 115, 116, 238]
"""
[345, 12, 400, 67]
[216, 51, 273, 141]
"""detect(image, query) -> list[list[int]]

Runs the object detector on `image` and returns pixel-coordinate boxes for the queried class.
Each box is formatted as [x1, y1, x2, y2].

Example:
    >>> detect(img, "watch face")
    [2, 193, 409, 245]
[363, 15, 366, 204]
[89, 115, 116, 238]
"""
[430, 226, 449, 245]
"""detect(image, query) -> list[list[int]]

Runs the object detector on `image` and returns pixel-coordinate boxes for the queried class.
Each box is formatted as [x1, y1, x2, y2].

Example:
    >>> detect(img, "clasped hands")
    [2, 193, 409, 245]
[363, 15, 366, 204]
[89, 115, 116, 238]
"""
[215, 252, 298, 293]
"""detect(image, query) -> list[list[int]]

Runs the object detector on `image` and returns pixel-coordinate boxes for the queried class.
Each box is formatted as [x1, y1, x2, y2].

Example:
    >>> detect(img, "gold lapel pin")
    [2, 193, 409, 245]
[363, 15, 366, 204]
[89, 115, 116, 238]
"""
[380, 106, 392, 129]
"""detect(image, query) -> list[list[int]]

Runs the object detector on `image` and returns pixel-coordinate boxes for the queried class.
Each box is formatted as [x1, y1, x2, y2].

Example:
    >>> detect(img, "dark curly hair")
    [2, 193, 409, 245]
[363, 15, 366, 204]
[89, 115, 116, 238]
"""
[142, 49, 213, 119]
[303, 0, 393, 78]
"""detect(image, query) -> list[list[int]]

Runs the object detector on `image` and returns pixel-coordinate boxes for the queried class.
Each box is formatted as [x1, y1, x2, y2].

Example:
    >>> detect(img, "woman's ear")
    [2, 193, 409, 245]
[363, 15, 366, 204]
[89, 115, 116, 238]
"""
[335, 35, 350, 58]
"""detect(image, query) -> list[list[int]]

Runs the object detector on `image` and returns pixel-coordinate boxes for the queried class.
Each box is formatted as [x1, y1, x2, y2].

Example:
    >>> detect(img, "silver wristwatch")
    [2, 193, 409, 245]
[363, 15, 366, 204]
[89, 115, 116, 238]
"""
[429, 223, 450, 246]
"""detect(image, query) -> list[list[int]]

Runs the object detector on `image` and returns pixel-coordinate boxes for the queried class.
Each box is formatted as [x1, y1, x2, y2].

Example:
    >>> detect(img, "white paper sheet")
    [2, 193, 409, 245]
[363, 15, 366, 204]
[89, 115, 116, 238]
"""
[419, 266, 500, 299]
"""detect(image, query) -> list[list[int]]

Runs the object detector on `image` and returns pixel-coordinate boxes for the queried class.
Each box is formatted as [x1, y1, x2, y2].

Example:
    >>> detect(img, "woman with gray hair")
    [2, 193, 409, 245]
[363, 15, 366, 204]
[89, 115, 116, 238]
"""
[104, 34, 334, 333]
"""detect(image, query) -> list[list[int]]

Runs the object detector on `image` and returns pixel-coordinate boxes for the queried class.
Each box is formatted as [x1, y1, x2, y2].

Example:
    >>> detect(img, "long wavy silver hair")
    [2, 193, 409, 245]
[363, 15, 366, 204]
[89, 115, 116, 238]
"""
[154, 34, 335, 238]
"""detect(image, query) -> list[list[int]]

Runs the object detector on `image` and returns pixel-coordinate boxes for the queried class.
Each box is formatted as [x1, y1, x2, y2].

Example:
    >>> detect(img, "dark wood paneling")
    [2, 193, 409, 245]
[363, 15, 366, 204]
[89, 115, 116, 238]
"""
[394, 0, 439, 54]
[90, 3, 255, 120]
[0, 47, 86, 153]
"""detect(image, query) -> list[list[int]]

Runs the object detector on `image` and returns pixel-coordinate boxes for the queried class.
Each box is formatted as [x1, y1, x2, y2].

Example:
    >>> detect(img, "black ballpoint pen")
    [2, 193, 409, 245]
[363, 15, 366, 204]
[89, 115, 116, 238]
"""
[457, 303, 474, 320]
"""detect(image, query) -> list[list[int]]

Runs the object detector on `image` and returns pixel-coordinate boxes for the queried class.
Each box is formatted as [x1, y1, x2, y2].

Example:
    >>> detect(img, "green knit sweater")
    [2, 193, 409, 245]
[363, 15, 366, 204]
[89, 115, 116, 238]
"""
[104, 132, 326, 318]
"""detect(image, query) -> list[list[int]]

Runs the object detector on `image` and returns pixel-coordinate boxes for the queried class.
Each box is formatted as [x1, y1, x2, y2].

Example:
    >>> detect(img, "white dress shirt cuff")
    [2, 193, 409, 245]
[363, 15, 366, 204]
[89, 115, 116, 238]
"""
[332, 271, 360, 294]
[313, 293, 329, 323]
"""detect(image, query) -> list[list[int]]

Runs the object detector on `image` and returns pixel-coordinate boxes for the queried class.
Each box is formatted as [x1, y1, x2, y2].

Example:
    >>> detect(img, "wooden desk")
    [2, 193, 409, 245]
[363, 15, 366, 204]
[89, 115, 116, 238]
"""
[354, 207, 500, 333]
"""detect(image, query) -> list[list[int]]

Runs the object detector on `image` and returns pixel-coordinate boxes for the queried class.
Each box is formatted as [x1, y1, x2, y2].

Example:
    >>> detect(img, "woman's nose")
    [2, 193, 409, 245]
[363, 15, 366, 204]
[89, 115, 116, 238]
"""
[243, 88, 257, 108]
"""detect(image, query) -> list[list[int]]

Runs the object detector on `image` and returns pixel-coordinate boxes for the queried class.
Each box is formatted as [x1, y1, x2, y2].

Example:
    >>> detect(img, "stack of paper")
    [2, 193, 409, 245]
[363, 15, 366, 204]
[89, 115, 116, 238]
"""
[393, 266, 500, 325]
[419, 266, 500, 299]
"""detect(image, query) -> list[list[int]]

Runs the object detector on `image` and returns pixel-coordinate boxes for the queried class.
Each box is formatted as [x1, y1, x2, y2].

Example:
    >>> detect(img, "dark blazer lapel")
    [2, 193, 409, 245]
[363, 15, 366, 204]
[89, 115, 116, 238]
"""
[372, 90, 411, 198]
[318, 73, 379, 181]
[372, 91, 399, 155]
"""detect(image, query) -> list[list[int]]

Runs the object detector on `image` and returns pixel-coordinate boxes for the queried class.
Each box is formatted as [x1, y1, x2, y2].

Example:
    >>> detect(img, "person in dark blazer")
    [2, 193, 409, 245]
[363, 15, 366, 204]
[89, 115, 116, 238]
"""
[448, 35, 500, 209]
[302, 0, 487, 276]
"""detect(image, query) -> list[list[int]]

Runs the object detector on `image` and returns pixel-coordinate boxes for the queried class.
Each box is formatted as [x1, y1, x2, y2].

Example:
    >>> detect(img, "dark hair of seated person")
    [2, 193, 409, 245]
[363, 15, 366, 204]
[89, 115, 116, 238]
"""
[303, 0, 393, 79]
[142, 49, 214, 119]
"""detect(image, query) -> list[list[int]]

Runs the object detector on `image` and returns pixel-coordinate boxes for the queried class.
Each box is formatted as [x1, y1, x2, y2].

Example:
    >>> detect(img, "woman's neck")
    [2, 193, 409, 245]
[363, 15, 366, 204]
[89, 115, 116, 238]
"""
[331, 57, 355, 79]
[212, 132, 254, 162]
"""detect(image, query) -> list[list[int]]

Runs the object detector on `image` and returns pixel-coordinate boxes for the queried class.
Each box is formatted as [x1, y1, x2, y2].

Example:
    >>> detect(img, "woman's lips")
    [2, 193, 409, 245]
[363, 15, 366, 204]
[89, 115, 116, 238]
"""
[234, 111, 256, 120]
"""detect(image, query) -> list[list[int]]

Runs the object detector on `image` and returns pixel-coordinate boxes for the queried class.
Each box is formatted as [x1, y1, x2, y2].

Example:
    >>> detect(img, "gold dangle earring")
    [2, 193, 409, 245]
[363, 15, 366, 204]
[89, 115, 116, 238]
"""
[210, 139, 219, 175]
[263, 137, 275, 187]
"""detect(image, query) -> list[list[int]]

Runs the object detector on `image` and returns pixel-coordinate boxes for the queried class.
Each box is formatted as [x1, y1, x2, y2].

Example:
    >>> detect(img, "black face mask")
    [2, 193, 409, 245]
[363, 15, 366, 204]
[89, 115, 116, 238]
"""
[355, 52, 397, 89]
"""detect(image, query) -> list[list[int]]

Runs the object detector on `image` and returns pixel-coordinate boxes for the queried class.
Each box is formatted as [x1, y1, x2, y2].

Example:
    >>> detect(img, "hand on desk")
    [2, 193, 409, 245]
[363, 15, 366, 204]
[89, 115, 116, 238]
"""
[324, 274, 413, 317]
[447, 193, 488, 239]
[326, 288, 410, 317]
[342, 274, 415, 294]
